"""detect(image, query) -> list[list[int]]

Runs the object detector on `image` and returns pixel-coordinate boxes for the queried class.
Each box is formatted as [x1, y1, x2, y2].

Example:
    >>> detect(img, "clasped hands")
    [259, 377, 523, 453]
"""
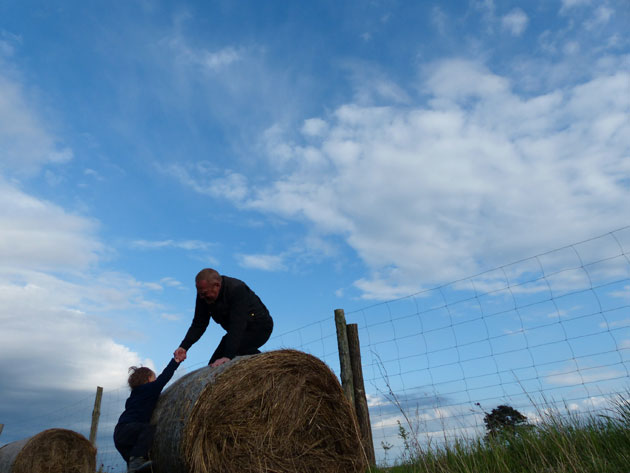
[173, 347, 230, 367]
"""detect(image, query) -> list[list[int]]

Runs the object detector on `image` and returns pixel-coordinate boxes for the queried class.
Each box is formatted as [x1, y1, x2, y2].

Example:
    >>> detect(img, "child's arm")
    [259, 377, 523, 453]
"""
[152, 358, 182, 391]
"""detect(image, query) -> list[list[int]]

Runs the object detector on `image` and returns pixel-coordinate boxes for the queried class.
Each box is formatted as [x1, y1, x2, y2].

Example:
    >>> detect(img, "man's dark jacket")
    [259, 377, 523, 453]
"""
[179, 276, 272, 359]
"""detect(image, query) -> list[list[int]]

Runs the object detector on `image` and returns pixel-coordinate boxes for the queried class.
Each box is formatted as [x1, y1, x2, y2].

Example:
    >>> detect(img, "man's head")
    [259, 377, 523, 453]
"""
[195, 268, 221, 302]
[127, 366, 156, 389]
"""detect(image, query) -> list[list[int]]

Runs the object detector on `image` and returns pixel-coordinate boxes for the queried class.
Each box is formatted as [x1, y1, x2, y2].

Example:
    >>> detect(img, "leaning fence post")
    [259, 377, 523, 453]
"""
[347, 323, 376, 466]
[334, 308, 355, 407]
[89, 386, 103, 446]
[0, 423, 3, 437]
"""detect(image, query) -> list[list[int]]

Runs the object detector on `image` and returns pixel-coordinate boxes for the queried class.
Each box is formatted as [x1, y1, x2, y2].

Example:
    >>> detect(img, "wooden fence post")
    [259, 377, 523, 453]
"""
[0, 424, 4, 437]
[347, 323, 376, 466]
[89, 386, 103, 446]
[334, 309, 355, 407]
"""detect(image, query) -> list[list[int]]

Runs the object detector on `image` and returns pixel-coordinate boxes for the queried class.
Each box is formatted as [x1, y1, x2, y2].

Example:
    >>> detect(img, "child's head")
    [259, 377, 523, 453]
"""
[127, 366, 156, 389]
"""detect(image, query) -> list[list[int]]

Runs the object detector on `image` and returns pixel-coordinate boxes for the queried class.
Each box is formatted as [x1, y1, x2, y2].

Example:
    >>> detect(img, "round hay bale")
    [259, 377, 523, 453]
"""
[0, 428, 95, 473]
[151, 349, 367, 473]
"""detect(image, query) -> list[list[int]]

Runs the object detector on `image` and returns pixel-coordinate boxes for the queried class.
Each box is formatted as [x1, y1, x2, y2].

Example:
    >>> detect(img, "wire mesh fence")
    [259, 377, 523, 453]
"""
[2, 226, 629, 470]
[269, 225, 630, 461]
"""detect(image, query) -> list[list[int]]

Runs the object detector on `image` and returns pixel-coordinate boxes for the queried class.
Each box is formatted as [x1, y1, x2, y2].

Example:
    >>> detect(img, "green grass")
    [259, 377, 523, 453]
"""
[369, 394, 630, 473]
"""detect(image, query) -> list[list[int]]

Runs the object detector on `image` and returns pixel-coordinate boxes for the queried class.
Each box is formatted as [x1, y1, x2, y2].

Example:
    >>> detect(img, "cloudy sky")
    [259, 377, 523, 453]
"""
[1, 0, 629, 462]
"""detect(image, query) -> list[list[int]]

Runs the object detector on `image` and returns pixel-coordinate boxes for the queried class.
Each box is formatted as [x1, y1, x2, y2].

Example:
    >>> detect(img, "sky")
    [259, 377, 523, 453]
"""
[1, 0, 629, 466]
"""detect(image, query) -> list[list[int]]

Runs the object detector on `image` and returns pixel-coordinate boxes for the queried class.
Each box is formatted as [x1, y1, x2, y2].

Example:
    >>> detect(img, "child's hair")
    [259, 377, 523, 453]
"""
[127, 366, 155, 389]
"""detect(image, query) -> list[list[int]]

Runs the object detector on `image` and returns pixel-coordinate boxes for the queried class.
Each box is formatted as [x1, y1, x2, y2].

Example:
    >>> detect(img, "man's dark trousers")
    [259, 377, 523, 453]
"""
[209, 319, 273, 364]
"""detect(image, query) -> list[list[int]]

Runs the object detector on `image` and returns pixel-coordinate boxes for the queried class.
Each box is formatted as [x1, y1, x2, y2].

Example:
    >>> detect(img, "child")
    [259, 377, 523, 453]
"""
[113, 353, 185, 473]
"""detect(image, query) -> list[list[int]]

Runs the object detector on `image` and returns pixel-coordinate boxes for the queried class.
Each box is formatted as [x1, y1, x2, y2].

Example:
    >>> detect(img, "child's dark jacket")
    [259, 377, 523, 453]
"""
[117, 358, 180, 425]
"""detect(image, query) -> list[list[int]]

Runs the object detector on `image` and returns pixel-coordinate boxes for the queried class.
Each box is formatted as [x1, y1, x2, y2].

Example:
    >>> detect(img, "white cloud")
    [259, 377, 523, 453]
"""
[210, 171, 249, 201]
[0, 68, 162, 407]
[563, 40, 580, 55]
[131, 239, 213, 251]
[302, 118, 329, 137]
[158, 162, 249, 202]
[609, 285, 630, 300]
[545, 366, 625, 386]
[197, 47, 242, 70]
[277, 64, 629, 294]
[0, 30, 21, 58]
[431, 6, 448, 36]
[587, 6, 614, 28]
[84, 168, 105, 181]
[354, 276, 422, 301]
[367, 392, 389, 407]
[237, 253, 286, 271]
[0, 72, 73, 175]
[423, 59, 510, 101]
[160, 276, 184, 288]
[502, 9, 529, 36]
[0, 39, 15, 57]
[0, 268, 148, 391]
[0, 179, 102, 270]
[171, 58, 630, 299]
[0, 256, 174, 434]
[599, 318, 630, 329]
[344, 61, 411, 105]
[165, 34, 242, 72]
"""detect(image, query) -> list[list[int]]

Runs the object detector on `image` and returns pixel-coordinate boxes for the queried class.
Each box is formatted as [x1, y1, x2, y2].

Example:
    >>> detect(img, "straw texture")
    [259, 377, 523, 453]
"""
[151, 349, 367, 473]
[0, 428, 95, 473]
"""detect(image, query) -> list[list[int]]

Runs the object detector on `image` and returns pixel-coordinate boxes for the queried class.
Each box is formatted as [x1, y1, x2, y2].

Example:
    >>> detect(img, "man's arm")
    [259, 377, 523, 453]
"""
[178, 296, 211, 351]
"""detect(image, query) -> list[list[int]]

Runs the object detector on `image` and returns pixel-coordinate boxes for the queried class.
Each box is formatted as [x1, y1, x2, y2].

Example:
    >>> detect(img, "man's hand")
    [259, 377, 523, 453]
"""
[210, 357, 230, 367]
[174, 347, 187, 362]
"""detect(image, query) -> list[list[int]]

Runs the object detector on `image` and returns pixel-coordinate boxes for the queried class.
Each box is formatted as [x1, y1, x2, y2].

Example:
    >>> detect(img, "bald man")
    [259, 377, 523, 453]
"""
[174, 268, 273, 367]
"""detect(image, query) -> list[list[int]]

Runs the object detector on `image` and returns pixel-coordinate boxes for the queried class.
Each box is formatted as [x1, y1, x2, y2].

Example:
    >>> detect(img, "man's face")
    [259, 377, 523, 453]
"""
[196, 279, 221, 302]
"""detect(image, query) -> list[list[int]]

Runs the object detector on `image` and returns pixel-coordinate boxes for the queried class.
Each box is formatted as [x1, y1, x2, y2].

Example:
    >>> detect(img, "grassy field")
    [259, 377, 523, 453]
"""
[369, 394, 630, 473]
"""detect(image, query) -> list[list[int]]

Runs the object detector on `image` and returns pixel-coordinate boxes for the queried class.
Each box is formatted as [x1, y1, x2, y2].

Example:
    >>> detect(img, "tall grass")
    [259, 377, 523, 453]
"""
[370, 393, 630, 473]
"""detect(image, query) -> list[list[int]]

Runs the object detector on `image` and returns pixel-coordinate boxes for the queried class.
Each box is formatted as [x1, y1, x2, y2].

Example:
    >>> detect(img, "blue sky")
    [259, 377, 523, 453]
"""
[1, 0, 629, 464]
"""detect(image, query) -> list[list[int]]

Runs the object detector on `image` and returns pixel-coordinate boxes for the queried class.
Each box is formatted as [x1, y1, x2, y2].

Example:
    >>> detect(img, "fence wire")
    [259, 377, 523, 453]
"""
[269, 225, 630, 461]
[2, 226, 629, 470]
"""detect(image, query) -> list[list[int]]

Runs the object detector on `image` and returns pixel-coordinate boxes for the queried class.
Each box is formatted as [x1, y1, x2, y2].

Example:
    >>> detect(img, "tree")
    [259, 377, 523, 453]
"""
[482, 404, 529, 441]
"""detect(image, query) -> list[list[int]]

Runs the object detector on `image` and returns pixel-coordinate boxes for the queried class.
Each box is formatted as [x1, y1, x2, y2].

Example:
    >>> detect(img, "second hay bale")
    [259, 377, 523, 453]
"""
[151, 349, 367, 473]
[0, 428, 95, 473]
